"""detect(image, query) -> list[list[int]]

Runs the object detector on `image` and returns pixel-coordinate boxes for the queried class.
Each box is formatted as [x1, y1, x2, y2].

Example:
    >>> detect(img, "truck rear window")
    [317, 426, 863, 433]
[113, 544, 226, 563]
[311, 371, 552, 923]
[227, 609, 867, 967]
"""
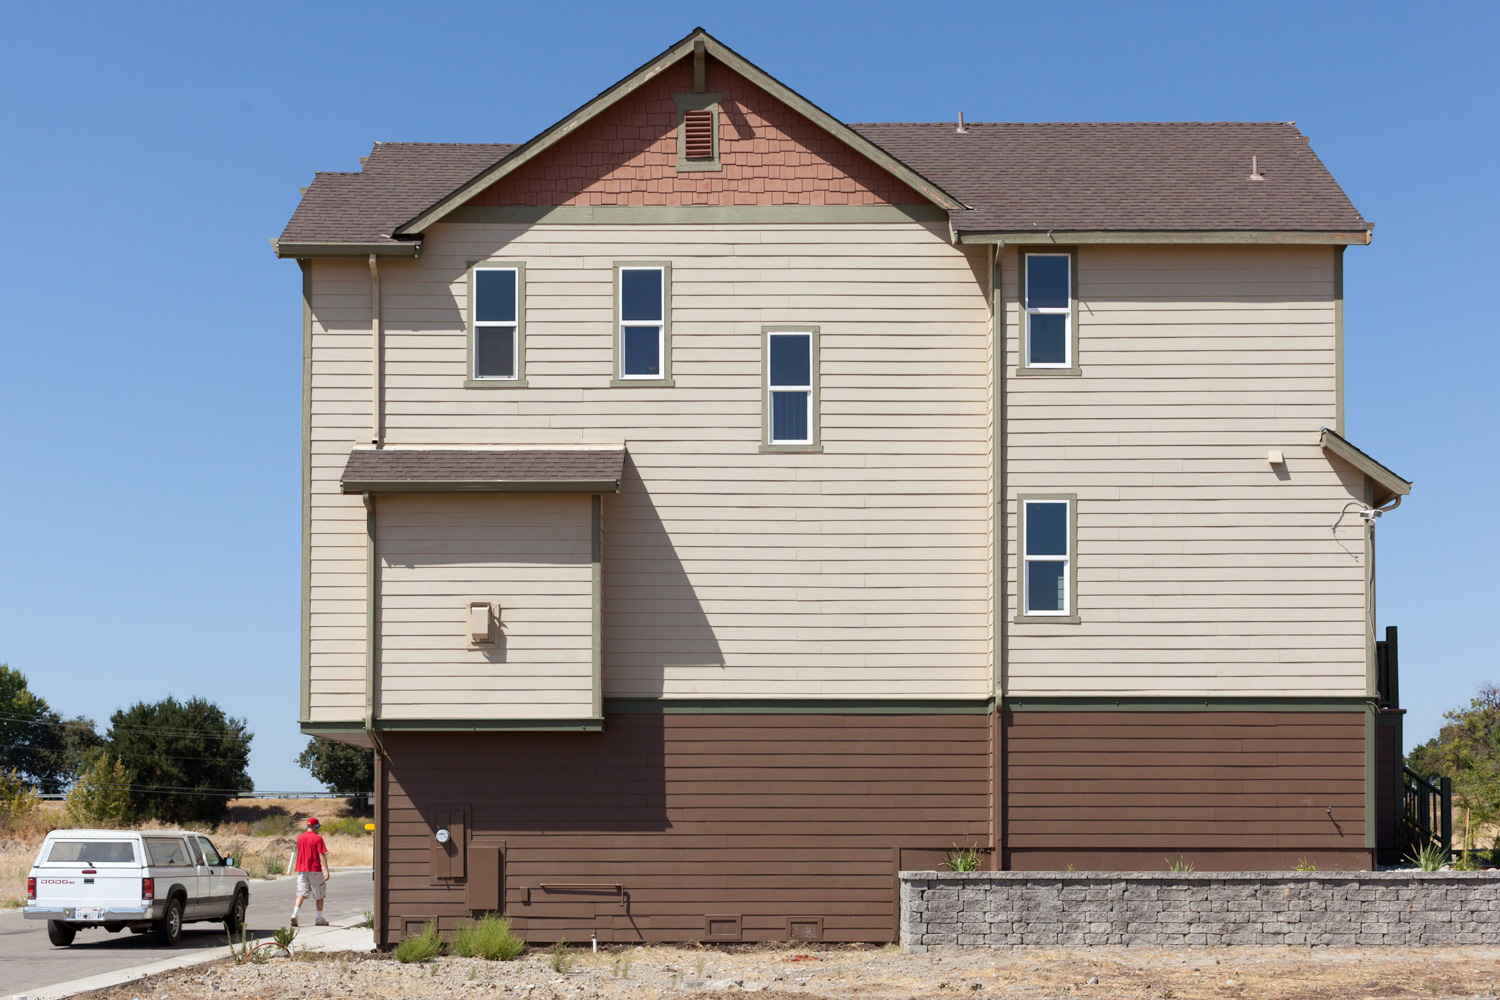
[46, 841, 136, 864]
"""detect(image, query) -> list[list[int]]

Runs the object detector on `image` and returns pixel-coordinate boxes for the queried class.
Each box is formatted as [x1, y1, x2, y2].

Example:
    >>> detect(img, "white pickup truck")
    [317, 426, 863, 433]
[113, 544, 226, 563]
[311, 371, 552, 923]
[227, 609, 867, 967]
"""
[24, 829, 250, 946]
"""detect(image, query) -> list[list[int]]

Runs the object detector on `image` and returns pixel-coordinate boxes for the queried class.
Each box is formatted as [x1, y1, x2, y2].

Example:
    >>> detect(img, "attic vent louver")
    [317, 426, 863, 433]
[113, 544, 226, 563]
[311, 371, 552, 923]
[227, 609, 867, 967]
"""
[683, 109, 714, 159]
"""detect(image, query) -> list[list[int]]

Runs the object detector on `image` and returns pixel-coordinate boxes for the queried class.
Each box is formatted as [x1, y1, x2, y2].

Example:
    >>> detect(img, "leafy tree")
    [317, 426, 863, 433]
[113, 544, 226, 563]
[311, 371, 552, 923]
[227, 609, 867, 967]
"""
[1406, 684, 1500, 832]
[26, 713, 105, 794]
[107, 697, 253, 825]
[0, 664, 52, 783]
[297, 737, 375, 811]
[64, 754, 135, 827]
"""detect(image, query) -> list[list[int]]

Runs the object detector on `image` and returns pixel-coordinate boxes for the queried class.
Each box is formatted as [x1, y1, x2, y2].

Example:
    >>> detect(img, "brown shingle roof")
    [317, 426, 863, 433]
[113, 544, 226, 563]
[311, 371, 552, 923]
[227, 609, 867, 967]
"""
[340, 448, 625, 493]
[849, 121, 1367, 233]
[277, 124, 1367, 248]
[278, 142, 516, 248]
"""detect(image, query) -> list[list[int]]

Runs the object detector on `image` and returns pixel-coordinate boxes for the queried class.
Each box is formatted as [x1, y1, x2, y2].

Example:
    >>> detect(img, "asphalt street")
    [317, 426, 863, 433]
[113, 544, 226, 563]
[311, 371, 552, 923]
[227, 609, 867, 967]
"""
[0, 868, 373, 999]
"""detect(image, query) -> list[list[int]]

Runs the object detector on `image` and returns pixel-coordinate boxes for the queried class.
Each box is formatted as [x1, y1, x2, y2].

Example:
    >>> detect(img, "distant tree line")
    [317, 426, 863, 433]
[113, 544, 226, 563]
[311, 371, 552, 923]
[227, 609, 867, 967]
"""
[1, 663, 252, 823]
[2, 663, 375, 826]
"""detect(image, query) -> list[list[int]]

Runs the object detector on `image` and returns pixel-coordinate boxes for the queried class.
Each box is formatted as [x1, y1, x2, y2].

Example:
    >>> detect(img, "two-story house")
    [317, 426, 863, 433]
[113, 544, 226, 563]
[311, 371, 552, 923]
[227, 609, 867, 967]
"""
[275, 28, 1411, 947]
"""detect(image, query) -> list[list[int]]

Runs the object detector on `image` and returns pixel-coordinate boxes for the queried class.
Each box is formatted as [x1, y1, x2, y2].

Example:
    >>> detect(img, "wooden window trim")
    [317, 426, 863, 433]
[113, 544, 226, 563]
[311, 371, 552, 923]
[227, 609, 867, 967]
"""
[611, 261, 674, 387]
[1014, 493, 1080, 624]
[760, 325, 821, 453]
[465, 261, 528, 388]
[1016, 248, 1081, 376]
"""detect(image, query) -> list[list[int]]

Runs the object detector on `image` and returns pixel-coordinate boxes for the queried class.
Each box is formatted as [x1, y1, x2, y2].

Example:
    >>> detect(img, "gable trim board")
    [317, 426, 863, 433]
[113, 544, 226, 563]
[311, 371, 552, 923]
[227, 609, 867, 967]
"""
[395, 28, 963, 238]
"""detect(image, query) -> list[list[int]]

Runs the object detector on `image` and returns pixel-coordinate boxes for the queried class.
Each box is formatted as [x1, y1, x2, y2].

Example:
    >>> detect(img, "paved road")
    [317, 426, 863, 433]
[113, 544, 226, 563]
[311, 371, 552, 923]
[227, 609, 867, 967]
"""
[0, 868, 373, 999]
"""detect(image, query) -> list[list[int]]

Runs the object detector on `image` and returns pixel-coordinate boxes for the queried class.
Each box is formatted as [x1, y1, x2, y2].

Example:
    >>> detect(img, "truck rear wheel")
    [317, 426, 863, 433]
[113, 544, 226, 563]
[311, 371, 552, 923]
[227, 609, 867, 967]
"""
[47, 920, 77, 946]
[154, 897, 183, 946]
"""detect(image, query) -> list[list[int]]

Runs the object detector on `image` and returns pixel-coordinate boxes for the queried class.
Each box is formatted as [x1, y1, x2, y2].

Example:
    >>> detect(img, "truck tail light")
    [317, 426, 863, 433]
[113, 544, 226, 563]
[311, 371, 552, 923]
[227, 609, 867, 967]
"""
[27, 877, 35, 900]
[142, 877, 154, 900]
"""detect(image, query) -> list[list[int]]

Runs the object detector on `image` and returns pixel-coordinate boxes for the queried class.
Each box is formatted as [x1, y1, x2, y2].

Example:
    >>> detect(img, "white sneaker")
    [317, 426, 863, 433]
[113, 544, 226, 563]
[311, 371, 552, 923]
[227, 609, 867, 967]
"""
[290, 916, 299, 927]
[315, 917, 329, 926]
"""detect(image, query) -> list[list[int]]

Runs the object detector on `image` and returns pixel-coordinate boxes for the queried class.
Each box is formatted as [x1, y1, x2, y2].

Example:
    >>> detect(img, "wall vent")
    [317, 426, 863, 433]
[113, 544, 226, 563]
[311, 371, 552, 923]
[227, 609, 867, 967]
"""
[704, 913, 742, 941]
[683, 109, 714, 159]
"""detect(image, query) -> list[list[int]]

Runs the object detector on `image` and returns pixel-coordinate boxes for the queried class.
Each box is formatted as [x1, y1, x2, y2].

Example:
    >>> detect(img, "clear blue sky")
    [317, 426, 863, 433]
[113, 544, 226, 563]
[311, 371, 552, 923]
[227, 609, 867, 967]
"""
[0, 2, 1494, 790]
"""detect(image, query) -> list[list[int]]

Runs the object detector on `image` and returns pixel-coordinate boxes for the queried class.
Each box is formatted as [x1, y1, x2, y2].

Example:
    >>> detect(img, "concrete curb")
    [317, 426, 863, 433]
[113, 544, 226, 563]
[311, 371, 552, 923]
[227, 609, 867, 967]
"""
[11, 922, 375, 1000]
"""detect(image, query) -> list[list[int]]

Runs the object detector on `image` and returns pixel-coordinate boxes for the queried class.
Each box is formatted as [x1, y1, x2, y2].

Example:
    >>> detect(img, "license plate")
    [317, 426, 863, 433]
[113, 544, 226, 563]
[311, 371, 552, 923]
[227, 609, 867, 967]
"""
[75, 907, 101, 921]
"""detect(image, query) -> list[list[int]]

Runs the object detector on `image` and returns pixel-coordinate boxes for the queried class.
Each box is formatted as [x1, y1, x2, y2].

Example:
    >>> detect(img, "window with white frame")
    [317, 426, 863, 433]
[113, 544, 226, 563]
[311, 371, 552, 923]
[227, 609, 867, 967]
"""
[618, 266, 666, 379]
[472, 266, 519, 380]
[766, 331, 814, 445]
[1023, 498, 1071, 615]
[1024, 252, 1072, 368]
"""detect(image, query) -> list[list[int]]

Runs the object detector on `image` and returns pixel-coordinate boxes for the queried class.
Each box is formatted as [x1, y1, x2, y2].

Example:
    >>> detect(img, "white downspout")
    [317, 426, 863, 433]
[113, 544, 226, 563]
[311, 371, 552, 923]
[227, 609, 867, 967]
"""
[369, 254, 382, 446]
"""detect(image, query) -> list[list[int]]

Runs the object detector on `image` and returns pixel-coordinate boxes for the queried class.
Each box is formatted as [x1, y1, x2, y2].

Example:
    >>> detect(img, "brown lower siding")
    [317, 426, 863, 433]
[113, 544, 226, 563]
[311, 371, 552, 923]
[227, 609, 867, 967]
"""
[378, 714, 992, 946]
[1002, 710, 1371, 871]
[377, 709, 1369, 946]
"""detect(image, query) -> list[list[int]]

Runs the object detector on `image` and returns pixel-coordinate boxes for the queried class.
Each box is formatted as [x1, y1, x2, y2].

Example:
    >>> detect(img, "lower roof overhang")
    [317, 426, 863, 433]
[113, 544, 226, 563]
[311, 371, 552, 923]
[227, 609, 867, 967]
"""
[954, 229, 1374, 246]
[271, 239, 422, 259]
[339, 447, 625, 494]
[1320, 428, 1412, 508]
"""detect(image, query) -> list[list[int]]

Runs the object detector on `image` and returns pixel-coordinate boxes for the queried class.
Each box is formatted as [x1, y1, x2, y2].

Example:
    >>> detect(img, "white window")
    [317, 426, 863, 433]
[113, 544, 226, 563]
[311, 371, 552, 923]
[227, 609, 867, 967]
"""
[767, 331, 813, 445]
[1024, 253, 1072, 368]
[473, 267, 519, 380]
[1023, 499, 1071, 616]
[619, 266, 665, 379]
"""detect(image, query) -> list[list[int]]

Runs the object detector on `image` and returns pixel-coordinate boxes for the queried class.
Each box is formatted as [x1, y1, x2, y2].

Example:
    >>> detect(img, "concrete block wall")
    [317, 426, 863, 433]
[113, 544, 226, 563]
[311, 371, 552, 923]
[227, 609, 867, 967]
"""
[900, 871, 1500, 949]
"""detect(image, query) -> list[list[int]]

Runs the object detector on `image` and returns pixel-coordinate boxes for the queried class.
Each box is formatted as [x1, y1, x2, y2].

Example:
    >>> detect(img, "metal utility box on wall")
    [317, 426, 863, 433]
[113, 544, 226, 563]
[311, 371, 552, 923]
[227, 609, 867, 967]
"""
[467, 844, 504, 911]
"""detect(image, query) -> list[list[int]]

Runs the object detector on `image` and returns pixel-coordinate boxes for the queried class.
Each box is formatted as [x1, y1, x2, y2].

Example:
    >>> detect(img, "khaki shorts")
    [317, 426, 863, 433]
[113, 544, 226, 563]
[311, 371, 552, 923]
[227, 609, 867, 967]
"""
[295, 871, 326, 900]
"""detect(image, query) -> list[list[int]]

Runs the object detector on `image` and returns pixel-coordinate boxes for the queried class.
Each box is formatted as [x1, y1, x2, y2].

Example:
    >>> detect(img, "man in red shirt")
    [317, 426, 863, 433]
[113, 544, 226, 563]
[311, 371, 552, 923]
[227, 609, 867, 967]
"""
[290, 817, 331, 927]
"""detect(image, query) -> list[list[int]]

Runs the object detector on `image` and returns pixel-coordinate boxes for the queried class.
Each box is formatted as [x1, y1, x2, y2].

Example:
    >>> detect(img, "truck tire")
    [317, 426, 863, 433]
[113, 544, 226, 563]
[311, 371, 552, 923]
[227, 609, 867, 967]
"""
[224, 889, 248, 935]
[47, 920, 77, 946]
[154, 897, 183, 946]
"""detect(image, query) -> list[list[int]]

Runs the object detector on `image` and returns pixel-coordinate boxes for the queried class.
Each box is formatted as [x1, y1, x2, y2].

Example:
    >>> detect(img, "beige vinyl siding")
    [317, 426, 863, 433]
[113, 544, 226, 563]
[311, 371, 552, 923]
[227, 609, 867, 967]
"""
[376, 494, 595, 719]
[305, 220, 993, 707]
[1003, 245, 1365, 697]
[307, 257, 378, 721]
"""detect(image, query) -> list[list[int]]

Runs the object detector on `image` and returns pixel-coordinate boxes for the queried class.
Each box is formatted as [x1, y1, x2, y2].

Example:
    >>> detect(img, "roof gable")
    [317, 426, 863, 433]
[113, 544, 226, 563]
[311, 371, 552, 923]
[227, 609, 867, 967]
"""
[462, 52, 926, 210]
[394, 28, 964, 235]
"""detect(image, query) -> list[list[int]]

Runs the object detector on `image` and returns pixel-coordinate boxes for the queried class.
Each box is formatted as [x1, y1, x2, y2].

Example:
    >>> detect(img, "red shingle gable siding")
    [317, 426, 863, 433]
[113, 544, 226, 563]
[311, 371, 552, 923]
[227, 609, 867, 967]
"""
[467, 57, 924, 207]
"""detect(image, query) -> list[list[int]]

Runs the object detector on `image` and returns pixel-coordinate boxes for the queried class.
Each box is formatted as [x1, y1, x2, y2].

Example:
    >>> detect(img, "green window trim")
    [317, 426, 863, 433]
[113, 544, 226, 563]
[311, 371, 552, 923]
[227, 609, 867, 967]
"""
[611, 261, 674, 386]
[1014, 492, 1079, 624]
[760, 325, 822, 453]
[673, 92, 723, 172]
[1016, 248, 1081, 376]
[465, 260, 528, 388]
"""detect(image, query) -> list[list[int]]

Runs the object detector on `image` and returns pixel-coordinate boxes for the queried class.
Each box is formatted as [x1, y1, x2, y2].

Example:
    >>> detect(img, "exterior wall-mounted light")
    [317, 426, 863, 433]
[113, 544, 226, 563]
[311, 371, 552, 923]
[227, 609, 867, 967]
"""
[468, 601, 494, 644]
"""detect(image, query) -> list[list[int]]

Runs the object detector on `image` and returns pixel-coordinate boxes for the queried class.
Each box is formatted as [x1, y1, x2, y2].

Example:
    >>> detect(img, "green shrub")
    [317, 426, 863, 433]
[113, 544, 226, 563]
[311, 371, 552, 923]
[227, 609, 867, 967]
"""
[550, 937, 577, 973]
[1166, 855, 1195, 873]
[394, 922, 442, 963]
[64, 756, 134, 827]
[1407, 838, 1450, 872]
[941, 844, 982, 872]
[452, 914, 525, 961]
[0, 769, 39, 823]
[1292, 858, 1318, 872]
[263, 853, 287, 876]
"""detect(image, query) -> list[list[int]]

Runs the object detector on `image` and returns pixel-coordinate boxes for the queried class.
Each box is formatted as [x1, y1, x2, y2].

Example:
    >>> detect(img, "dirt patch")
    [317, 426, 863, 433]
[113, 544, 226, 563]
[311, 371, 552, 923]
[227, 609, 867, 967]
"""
[77, 943, 1500, 999]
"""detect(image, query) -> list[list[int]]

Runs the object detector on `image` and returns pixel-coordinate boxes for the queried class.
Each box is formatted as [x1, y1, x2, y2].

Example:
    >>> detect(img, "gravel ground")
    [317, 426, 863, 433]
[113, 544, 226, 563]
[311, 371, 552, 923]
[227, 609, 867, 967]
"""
[81, 942, 1500, 1000]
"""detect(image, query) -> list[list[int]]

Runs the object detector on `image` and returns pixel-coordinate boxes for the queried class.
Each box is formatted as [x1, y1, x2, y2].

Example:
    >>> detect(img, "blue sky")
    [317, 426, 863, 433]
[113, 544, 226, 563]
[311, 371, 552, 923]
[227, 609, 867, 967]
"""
[0, 2, 1494, 790]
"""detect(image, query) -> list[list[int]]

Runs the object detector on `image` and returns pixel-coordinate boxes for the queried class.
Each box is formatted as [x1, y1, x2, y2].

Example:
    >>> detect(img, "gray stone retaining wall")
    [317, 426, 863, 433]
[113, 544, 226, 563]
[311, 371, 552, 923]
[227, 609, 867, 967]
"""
[900, 871, 1500, 949]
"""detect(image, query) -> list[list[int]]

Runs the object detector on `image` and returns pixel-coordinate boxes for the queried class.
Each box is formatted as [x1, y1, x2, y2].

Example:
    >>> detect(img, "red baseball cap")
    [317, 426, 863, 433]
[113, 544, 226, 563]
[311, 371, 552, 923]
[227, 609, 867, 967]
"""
[307, 817, 320, 827]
